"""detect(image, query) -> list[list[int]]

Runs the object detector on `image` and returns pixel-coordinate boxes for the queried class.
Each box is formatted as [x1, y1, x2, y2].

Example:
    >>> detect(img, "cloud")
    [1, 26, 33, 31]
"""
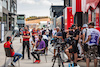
[17, 0, 64, 17]
[19, 0, 35, 4]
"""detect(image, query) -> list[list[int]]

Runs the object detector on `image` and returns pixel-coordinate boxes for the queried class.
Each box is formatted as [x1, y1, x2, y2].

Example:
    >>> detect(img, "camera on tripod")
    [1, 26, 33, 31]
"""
[64, 36, 75, 46]
[51, 38, 62, 44]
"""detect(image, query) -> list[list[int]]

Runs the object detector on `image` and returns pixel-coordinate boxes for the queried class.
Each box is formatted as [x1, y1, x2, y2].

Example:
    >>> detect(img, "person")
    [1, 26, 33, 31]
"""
[52, 28, 57, 37]
[65, 24, 80, 66]
[83, 22, 100, 67]
[82, 24, 90, 45]
[22, 26, 31, 60]
[46, 29, 49, 37]
[40, 28, 44, 35]
[31, 28, 36, 42]
[4, 36, 22, 66]
[42, 31, 49, 55]
[37, 28, 41, 35]
[20, 28, 23, 43]
[31, 35, 45, 63]
[53, 27, 63, 58]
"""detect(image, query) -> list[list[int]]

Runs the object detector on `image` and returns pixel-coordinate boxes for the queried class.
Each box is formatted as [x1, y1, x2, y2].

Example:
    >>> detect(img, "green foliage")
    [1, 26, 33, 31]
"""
[26, 16, 49, 21]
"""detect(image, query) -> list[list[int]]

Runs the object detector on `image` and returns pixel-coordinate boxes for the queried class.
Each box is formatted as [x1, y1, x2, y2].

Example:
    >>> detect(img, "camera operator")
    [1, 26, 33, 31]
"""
[65, 24, 79, 66]
[83, 22, 100, 67]
[52, 27, 63, 58]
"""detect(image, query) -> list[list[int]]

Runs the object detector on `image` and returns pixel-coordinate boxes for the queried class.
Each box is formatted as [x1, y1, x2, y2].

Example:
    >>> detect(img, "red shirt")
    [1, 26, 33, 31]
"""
[23, 31, 30, 41]
[32, 29, 36, 35]
[4, 41, 15, 56]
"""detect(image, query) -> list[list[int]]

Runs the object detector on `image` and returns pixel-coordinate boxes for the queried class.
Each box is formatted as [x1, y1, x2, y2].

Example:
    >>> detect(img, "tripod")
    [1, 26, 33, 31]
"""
[52, 45, 64, 67]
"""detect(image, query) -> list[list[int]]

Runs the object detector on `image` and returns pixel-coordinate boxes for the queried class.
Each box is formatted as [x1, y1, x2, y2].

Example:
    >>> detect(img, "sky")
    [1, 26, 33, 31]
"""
[17, 0, 64, 18]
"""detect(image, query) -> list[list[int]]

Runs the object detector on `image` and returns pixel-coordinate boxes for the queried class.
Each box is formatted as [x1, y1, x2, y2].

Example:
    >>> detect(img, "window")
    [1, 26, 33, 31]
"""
[3, 13, 7, 31]
[17, 16, 25, 20]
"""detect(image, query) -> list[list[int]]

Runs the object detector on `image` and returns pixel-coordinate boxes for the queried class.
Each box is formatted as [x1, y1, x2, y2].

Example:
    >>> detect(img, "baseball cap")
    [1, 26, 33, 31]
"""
[88, 22, 95, 26]
[71, 24, 76, 29]
[83, 24, 88, 28]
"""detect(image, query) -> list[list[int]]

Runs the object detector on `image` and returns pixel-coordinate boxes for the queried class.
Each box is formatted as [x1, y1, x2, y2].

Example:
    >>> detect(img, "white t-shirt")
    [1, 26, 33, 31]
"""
[82, 28, 91, 44]
[52, 30, 57, 36]
[42, 35, 48, 40]
[29, 37, 33, 45]
[46, 30, 49, 35]
[88, 28, 100, 46]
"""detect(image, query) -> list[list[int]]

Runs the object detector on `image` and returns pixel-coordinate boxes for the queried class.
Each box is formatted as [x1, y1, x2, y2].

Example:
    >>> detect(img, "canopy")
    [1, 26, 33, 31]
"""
[86, 0, 100, 12]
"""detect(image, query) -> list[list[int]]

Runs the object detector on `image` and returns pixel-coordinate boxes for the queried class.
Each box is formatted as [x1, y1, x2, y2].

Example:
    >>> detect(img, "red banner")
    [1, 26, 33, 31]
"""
[95, 8, 99, 27]
[88, 10, 92, 23]
[76, 0, 82, 12]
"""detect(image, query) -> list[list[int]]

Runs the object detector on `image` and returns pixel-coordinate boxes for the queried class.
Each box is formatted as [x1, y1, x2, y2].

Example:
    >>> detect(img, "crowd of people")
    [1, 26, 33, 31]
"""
[3, 22, 100, 67]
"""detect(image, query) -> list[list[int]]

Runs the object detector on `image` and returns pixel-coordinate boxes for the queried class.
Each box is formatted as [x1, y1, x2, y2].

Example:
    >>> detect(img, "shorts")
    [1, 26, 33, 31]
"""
[98, 45, 100, 56]
[69, 40, 78, 53]
[84, 45, 98, 59]
[20, 35, 22, 39]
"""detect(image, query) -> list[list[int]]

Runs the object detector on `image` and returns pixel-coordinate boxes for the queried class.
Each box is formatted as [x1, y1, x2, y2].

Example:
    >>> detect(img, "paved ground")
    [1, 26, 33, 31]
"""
[0, 37, 100, 67]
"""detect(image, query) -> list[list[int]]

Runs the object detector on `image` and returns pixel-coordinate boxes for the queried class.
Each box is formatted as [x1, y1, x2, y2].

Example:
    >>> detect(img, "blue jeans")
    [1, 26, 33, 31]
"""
[13, 53, 23, 63]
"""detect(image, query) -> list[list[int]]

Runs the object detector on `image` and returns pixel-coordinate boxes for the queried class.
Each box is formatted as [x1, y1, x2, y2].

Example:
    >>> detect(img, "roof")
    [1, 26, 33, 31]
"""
[50, 6, 64, 18]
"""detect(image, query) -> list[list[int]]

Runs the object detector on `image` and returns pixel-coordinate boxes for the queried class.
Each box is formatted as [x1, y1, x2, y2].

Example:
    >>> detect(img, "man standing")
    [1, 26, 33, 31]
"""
[65, 24, 80, 66]
[84, 22, 100, 67]
[53, 27, 63, 58]
[4, 36, 22, 66]
[31, 35, 45, 63]
[82, 24, 90, 44]
[22, 26, 31, 59]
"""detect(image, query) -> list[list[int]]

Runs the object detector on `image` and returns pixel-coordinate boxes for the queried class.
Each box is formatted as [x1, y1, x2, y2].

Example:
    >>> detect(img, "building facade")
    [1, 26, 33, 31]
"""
[50, 6, 64, 29]
[0, 0, 17, 42]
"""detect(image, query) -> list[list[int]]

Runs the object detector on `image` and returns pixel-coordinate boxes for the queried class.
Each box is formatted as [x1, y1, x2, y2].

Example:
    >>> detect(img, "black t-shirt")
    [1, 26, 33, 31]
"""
[69, 31, 73, 35]
[73, 29, 80, 37]
[73, 29, 80, 42]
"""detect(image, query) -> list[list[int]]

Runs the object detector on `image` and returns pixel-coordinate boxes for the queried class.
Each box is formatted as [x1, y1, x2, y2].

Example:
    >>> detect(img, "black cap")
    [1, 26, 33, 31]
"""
[7, 36, 11, 41]
[71, 24, 76, 29]
[88, 22, 95, 26]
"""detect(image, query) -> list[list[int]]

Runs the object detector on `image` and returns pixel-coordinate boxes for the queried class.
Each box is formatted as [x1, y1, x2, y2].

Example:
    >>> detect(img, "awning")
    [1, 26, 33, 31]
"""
[8, 13, 17, 16]
[85, 0, 100, 12]
[72, 0, 82, 15]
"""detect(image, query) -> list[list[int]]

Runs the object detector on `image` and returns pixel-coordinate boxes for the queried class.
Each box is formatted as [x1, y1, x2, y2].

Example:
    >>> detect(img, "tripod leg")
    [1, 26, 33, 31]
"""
[59, 54, 64, 67]
[58, 56, 61, 67]
[52, 55, 57, 67]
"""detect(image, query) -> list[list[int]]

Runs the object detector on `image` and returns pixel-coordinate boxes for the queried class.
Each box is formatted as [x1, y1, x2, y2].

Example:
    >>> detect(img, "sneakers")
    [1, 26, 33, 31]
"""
[73, 63, 80, 67]
[66, 59, 71, 62]
[34, 60, 40, 63]
[11, 62, 15, 67]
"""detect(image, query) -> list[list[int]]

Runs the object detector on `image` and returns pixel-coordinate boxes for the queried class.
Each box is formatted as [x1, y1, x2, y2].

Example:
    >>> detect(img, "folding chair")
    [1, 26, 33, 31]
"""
[4, 48, 20, 67]
[33, 49, 47, 63]
[42, 49, 47, 63]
